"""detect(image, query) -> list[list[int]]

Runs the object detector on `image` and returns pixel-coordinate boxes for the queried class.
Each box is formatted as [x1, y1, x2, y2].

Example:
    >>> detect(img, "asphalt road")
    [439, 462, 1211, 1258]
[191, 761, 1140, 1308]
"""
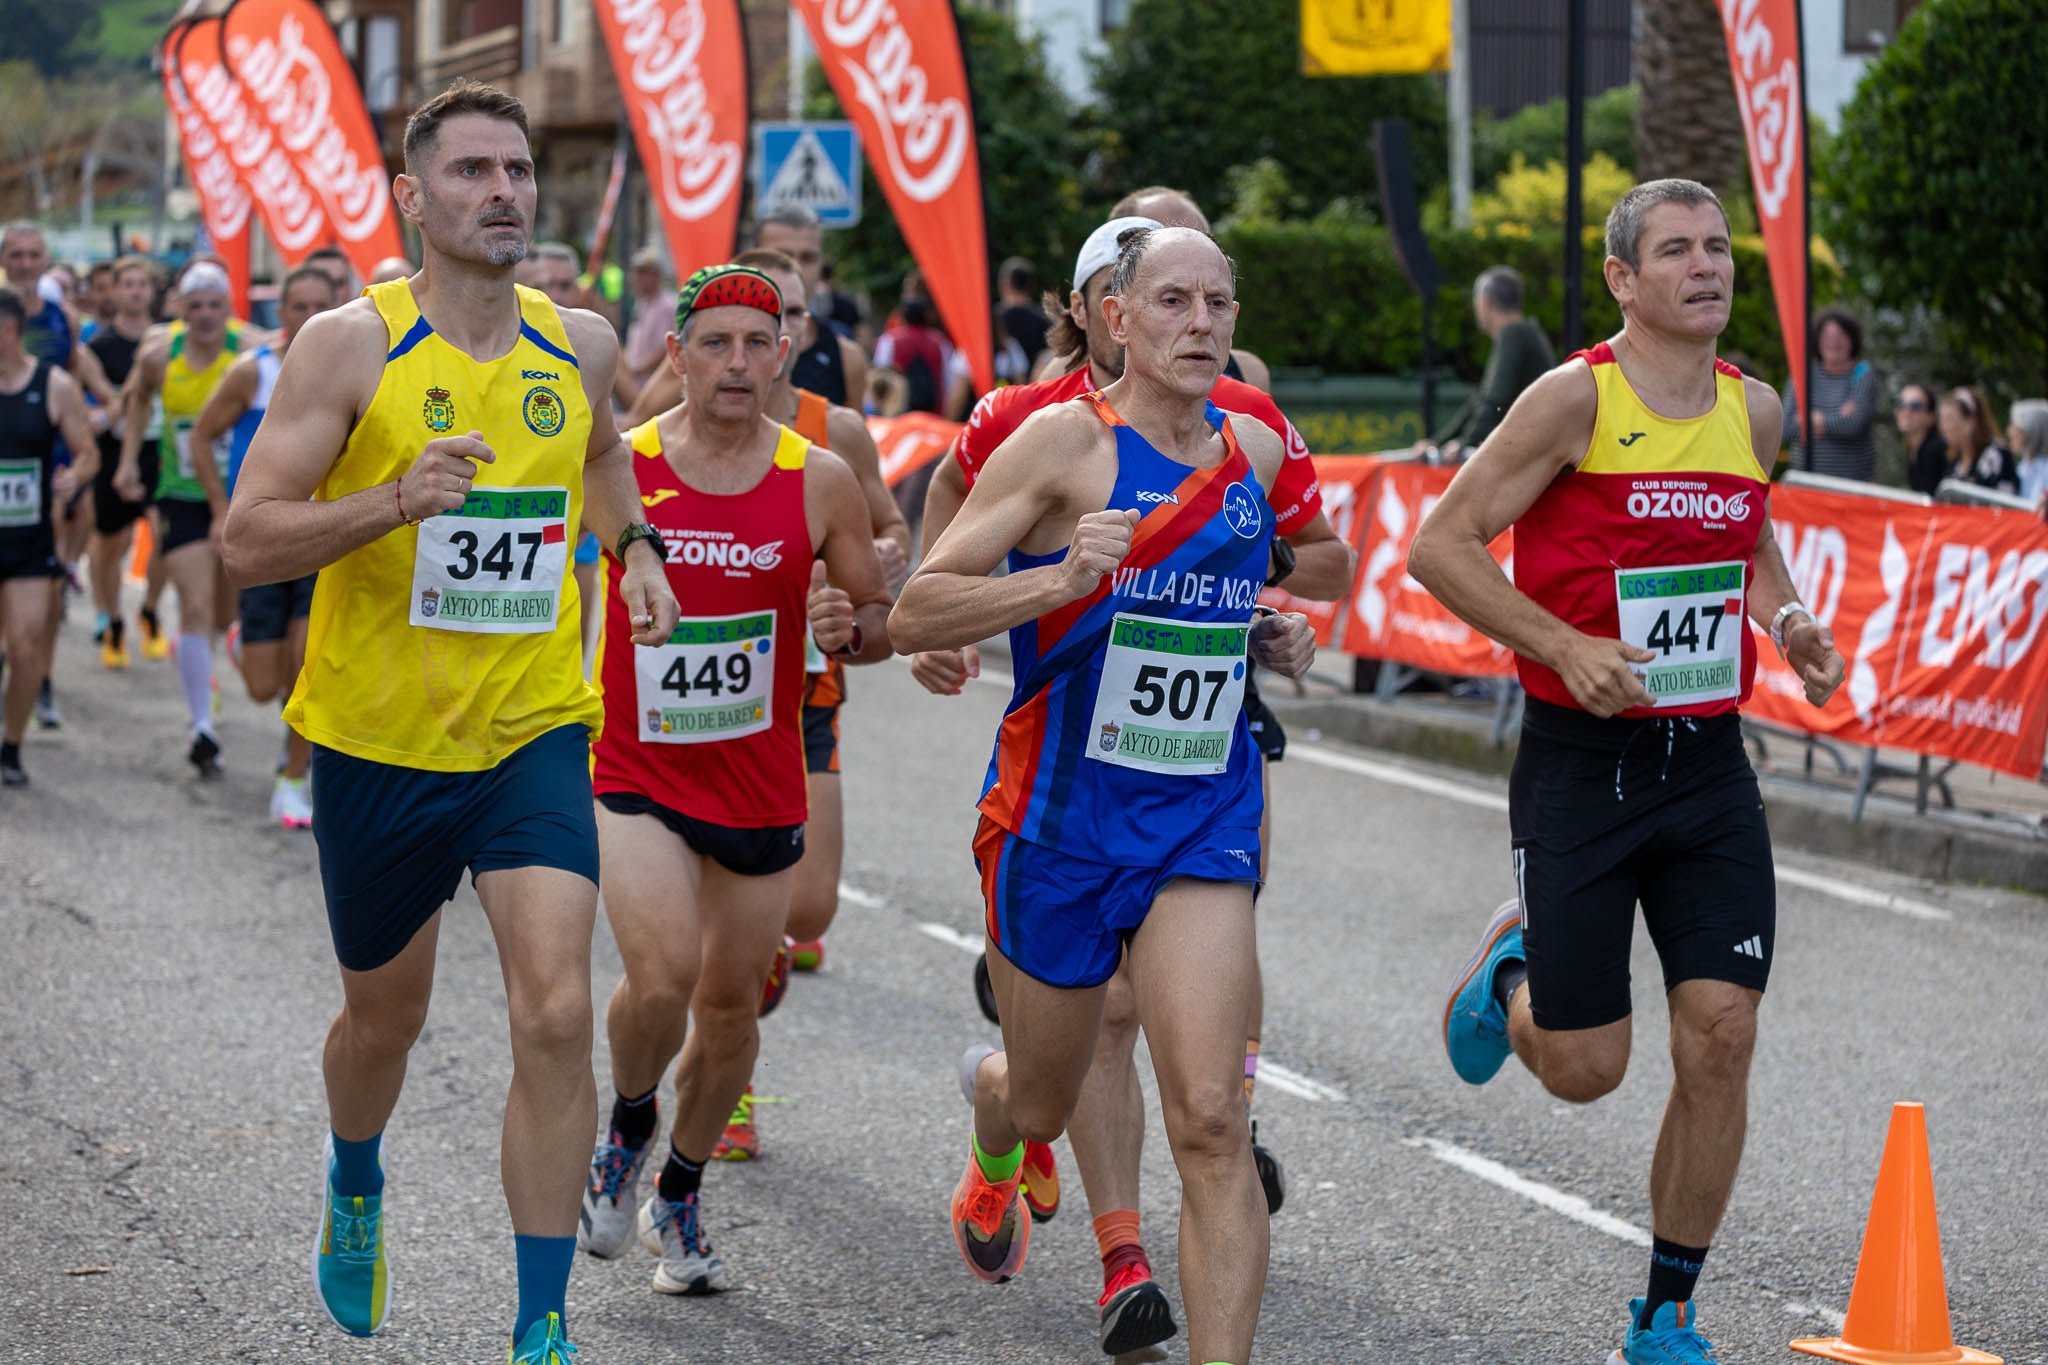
[4, 621, 2043, 1364]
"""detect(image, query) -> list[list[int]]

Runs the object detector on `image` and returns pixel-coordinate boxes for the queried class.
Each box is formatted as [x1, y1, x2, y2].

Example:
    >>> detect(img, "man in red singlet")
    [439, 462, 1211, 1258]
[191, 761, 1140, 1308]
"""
[1412, 179, 1845, 1365]
[574, 265, 892, 1296]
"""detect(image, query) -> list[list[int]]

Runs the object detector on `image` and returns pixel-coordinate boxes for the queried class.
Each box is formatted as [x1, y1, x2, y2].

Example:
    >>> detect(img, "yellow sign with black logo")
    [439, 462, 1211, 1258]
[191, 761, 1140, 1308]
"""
[1302, 0, 1450, 76]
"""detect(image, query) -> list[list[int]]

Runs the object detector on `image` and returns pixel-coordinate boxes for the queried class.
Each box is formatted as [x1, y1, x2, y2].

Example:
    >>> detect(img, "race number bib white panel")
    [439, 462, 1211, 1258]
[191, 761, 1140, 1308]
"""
[1614, 560, 1746, 708]
[170, 424, 196, 480]
[1086, 612, 1248, 776]
[804, 624, 827, 675]
[409, 485, 569, 634]
[636, 610, 776, 744]
[0, 459, 41, 528]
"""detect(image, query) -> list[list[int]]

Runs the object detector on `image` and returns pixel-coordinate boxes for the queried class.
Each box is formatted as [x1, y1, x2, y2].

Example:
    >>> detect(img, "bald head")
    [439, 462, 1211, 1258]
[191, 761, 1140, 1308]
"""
[368, 256, 413, 285]
[1107, 225, 1234, 298]
[1110, 188, 1210, 234]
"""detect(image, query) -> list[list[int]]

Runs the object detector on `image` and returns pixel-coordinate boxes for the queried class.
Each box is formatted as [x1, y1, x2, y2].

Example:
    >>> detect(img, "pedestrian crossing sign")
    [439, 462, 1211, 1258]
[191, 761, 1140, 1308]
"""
[755, 122, 862, 228]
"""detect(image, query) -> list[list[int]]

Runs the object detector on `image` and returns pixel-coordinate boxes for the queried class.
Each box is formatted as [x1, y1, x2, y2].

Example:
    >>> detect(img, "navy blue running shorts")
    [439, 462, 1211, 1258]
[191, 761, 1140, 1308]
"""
[309, 723, 599, 972]
[237, 572, 316, 644]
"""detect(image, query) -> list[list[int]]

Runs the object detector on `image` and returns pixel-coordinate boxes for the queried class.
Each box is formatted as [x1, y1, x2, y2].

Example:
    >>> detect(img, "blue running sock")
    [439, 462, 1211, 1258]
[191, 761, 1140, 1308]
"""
[513, 1233, 575, 1341]
[329, 1131, 384, 1197]
[1643, 1236, 1709, 1327]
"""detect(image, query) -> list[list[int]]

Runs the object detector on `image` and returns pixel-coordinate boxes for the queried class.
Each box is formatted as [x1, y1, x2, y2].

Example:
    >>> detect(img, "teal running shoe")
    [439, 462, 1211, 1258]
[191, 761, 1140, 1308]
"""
[1609, 1298, 1720, 1364]
[1442, 899, 1524, 1085]
[311, 1138, 388, 1336]
[509, 1311, 578, 1363]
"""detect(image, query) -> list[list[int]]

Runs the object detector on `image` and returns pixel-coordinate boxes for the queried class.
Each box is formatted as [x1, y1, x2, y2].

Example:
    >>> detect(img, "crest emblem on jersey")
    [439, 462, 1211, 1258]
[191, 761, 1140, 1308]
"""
[1099, 721, 1121, 753]
[1223, 482, 1263, 540]
[422, 386, 455, 433]
[419, 587, 441, 618]
[524, 386, 565, 437]
[646, 707, 662, 734]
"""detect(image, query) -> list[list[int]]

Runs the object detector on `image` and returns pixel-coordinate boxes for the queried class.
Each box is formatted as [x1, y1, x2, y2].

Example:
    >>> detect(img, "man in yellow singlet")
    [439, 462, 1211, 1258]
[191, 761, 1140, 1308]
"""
[221, 80, 680, 1364]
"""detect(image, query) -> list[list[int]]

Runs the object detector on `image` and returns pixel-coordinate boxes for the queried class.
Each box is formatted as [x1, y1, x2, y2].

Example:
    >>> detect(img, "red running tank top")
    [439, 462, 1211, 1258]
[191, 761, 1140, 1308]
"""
[1513, 343, 1769, 719]
[592, 419, 813, 826]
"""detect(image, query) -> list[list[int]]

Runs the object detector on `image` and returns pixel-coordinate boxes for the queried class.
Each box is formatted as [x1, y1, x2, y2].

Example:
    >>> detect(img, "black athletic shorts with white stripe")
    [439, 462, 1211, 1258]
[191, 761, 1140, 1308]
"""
[1508, 696, 1775, 1032]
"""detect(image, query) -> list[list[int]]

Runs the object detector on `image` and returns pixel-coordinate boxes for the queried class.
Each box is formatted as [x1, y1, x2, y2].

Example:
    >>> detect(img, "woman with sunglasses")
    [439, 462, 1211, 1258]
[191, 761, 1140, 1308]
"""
[1899, 382, 1948, 495]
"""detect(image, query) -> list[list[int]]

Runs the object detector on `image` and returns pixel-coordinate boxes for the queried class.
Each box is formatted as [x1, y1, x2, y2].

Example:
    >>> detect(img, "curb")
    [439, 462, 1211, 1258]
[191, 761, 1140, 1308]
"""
[1265, 692, 2048, 894]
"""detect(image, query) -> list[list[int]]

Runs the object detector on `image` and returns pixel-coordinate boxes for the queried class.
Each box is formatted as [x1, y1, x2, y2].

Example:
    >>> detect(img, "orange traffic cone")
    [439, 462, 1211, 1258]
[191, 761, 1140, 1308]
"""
[1791, 1102, 2001, 1364]
[126, 516, 153, 584]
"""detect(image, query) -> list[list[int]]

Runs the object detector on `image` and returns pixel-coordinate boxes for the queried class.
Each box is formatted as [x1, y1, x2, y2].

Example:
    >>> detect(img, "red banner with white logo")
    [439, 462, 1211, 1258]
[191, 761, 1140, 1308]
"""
[795, 0, 994, 395]
[1343, 459, 1517, 676]
[868, 411, 960, 488]
[220, 0, 404, 279]
[1745, 487, 2048, 778]
[592, 0, 748, 279]
[162, 21, 254, 312]
[1720, 0, 1808, 423]
[1261, 455, 1383, 646]
[174, 17, 335, 268]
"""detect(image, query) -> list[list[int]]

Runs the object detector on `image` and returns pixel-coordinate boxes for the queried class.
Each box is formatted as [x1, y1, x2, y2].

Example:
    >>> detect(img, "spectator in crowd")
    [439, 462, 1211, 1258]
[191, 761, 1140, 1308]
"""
[1898, 382, 1949, 495]
[943, 307, 1031, 420]
[1415, 265, 1555, 460]
[1939, 386, 2019, 494]
[1783, 308, 1881, 480]
[621, 247, 670, 392]
[874, 286, 953, 415]
[2006, 398, 2048, 507]
[996, 255, 1049, 371]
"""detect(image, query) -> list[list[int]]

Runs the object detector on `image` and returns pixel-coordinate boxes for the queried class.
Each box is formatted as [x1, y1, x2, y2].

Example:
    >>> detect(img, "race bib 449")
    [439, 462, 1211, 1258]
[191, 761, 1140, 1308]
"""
[409, 485, 569, 634]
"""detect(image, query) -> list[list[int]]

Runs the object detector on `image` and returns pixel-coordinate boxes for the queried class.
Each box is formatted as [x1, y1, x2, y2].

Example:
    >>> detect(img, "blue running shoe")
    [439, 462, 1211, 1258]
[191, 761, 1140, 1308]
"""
[1609, 1298, 1720, 1364]
[1442, 899, 1524, 1085]
[509, 1310, 578, 1363]
[311, 1138, 388, 1336]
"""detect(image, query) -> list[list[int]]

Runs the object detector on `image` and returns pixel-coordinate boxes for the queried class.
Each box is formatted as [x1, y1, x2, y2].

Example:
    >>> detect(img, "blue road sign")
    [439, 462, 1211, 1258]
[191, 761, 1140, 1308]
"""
[755, 122, 863, 228]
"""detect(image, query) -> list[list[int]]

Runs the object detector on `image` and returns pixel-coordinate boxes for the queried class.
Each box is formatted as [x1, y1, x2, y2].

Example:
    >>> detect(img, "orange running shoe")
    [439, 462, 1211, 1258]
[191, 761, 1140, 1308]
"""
[710, 1087, 760, 1162]
[950, 1149, 1029, 1283]
[758, 941, 792, 1018]
[787, 937, 825, 972]
[1019, 1140, 1060, 1223]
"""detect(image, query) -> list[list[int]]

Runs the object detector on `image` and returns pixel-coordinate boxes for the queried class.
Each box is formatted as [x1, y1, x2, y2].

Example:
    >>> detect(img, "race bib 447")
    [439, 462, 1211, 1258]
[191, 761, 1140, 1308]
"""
[1615, 560, 1746, 707]
[410, 485, 569, 633]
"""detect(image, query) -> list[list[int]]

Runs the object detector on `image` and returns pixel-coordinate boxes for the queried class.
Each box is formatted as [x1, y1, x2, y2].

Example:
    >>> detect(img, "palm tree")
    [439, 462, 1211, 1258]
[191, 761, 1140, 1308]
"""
[1632, 0, 1748, 194]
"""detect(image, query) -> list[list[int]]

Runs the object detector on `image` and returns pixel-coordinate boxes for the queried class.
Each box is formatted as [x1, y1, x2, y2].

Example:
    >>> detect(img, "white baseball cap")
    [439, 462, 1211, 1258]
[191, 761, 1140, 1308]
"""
[178, 261, 231, 297]
[1071, 216, 1163, 294]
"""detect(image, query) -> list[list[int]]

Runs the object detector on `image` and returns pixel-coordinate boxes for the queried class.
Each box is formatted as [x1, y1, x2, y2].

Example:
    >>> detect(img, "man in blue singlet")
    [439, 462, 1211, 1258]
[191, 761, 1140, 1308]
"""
[890, 225, 1315, 1365]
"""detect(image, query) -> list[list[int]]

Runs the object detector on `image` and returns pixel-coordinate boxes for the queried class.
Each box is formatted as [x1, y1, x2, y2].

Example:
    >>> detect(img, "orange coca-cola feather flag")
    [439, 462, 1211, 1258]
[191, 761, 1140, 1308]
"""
[161, 21, 254, 312]
[795, 0, 994, 395]
[220, 0, 405, 281]
[592, 0, 750, 279]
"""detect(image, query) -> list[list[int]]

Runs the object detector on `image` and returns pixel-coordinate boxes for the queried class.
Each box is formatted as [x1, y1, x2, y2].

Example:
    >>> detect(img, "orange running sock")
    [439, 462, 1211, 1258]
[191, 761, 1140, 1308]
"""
[1093, 1208, 1146, 1282]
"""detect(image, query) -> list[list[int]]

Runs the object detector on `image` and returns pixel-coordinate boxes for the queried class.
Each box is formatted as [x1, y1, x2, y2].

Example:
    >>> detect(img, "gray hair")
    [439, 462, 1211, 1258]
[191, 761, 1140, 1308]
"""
[753, 204, 821, 239]
[1106, 226, 1237, 299]
[0, 221, 44, 253]
[532, 241, 580, 269]
[2010, 399, 2048, 457]
[1474, 265, 1523, 313]
[1604, 178, 1728, 271]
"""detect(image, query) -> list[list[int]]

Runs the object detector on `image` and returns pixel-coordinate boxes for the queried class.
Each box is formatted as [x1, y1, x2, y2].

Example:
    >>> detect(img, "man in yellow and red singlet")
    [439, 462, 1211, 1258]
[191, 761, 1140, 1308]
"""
[221, 80, 679, 1364]
[1410, 179, 1845, 1365]
[572, 264, 892, 1295]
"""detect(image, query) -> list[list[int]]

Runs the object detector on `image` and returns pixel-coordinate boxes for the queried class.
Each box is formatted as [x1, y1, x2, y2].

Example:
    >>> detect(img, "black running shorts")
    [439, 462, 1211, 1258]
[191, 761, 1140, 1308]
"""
[238, 573, 316, 643]
[158, 496, 213, 555]
[597, 791, 806, 878]
[91, 437, 157, 535]
[1508, 697, 1775, 1032]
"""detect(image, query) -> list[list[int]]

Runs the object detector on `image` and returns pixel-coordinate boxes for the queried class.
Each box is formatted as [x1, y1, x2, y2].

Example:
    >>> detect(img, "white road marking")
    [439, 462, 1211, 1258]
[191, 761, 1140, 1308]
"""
[1406, 1136, 1652, 1247]
[1773, 866, 1951, 922]
[1783, 1301, 1851, 1332]
[837, 883, 887, 910]
[1259, 1062, 1348, 1104]
[917, 921, 985, 955]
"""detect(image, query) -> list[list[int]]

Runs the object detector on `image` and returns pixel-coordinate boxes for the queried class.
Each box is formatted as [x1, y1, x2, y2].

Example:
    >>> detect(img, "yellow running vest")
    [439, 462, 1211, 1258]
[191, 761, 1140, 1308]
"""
[283, 280, 603, 771]
[159, 321, 243, 503]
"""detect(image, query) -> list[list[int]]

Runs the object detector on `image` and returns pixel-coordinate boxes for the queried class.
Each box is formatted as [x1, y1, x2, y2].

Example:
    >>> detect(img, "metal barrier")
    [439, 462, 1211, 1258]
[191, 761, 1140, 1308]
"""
[1935, 477, 2037, 512]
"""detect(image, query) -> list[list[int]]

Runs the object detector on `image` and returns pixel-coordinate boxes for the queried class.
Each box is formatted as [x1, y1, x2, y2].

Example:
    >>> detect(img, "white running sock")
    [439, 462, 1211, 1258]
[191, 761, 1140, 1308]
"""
[176, 633, 213, 731]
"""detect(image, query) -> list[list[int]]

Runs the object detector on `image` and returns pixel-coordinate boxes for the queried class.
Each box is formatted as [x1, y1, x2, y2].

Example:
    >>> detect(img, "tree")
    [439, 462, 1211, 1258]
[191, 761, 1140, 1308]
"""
[1473, 85, 1636, 188]
[804, 5, 1094, 308]
[0, 0, 101, 79]
[1824, 0, 2048, 391]
[1632, 0, 1746, 193]
[1092, 0, 1445, 224]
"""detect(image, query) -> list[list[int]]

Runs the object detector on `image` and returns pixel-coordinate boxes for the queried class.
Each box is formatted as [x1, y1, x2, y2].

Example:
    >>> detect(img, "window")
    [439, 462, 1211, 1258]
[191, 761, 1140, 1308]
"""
[337, 14, 403, 112]
[1844, 0, 1915, 54]
[1100, 0, 1128, 36]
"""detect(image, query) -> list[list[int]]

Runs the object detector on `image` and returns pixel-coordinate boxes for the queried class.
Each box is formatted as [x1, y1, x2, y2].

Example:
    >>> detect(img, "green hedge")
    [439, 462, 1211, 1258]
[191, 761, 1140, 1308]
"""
[1216, 221, 1833, 385]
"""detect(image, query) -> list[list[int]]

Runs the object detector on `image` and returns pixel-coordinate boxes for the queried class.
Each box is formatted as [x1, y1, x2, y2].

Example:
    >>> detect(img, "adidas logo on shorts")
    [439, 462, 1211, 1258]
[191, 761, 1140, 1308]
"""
[1732, 935, 1765, 960]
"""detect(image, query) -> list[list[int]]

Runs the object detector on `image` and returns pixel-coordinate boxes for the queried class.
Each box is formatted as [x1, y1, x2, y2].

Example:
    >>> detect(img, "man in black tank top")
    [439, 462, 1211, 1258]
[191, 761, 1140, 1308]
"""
[0, 284, 101, 785]
[752, 206, 868, 408]
[84, 259, 164, 667]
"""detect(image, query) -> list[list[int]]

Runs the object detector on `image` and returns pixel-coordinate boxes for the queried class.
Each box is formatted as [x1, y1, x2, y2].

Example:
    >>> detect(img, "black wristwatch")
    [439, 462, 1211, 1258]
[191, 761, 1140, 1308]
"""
[833, 623, 865, 657]
[616, 522, 667, 563]
[1266, 538, 1297, 587]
